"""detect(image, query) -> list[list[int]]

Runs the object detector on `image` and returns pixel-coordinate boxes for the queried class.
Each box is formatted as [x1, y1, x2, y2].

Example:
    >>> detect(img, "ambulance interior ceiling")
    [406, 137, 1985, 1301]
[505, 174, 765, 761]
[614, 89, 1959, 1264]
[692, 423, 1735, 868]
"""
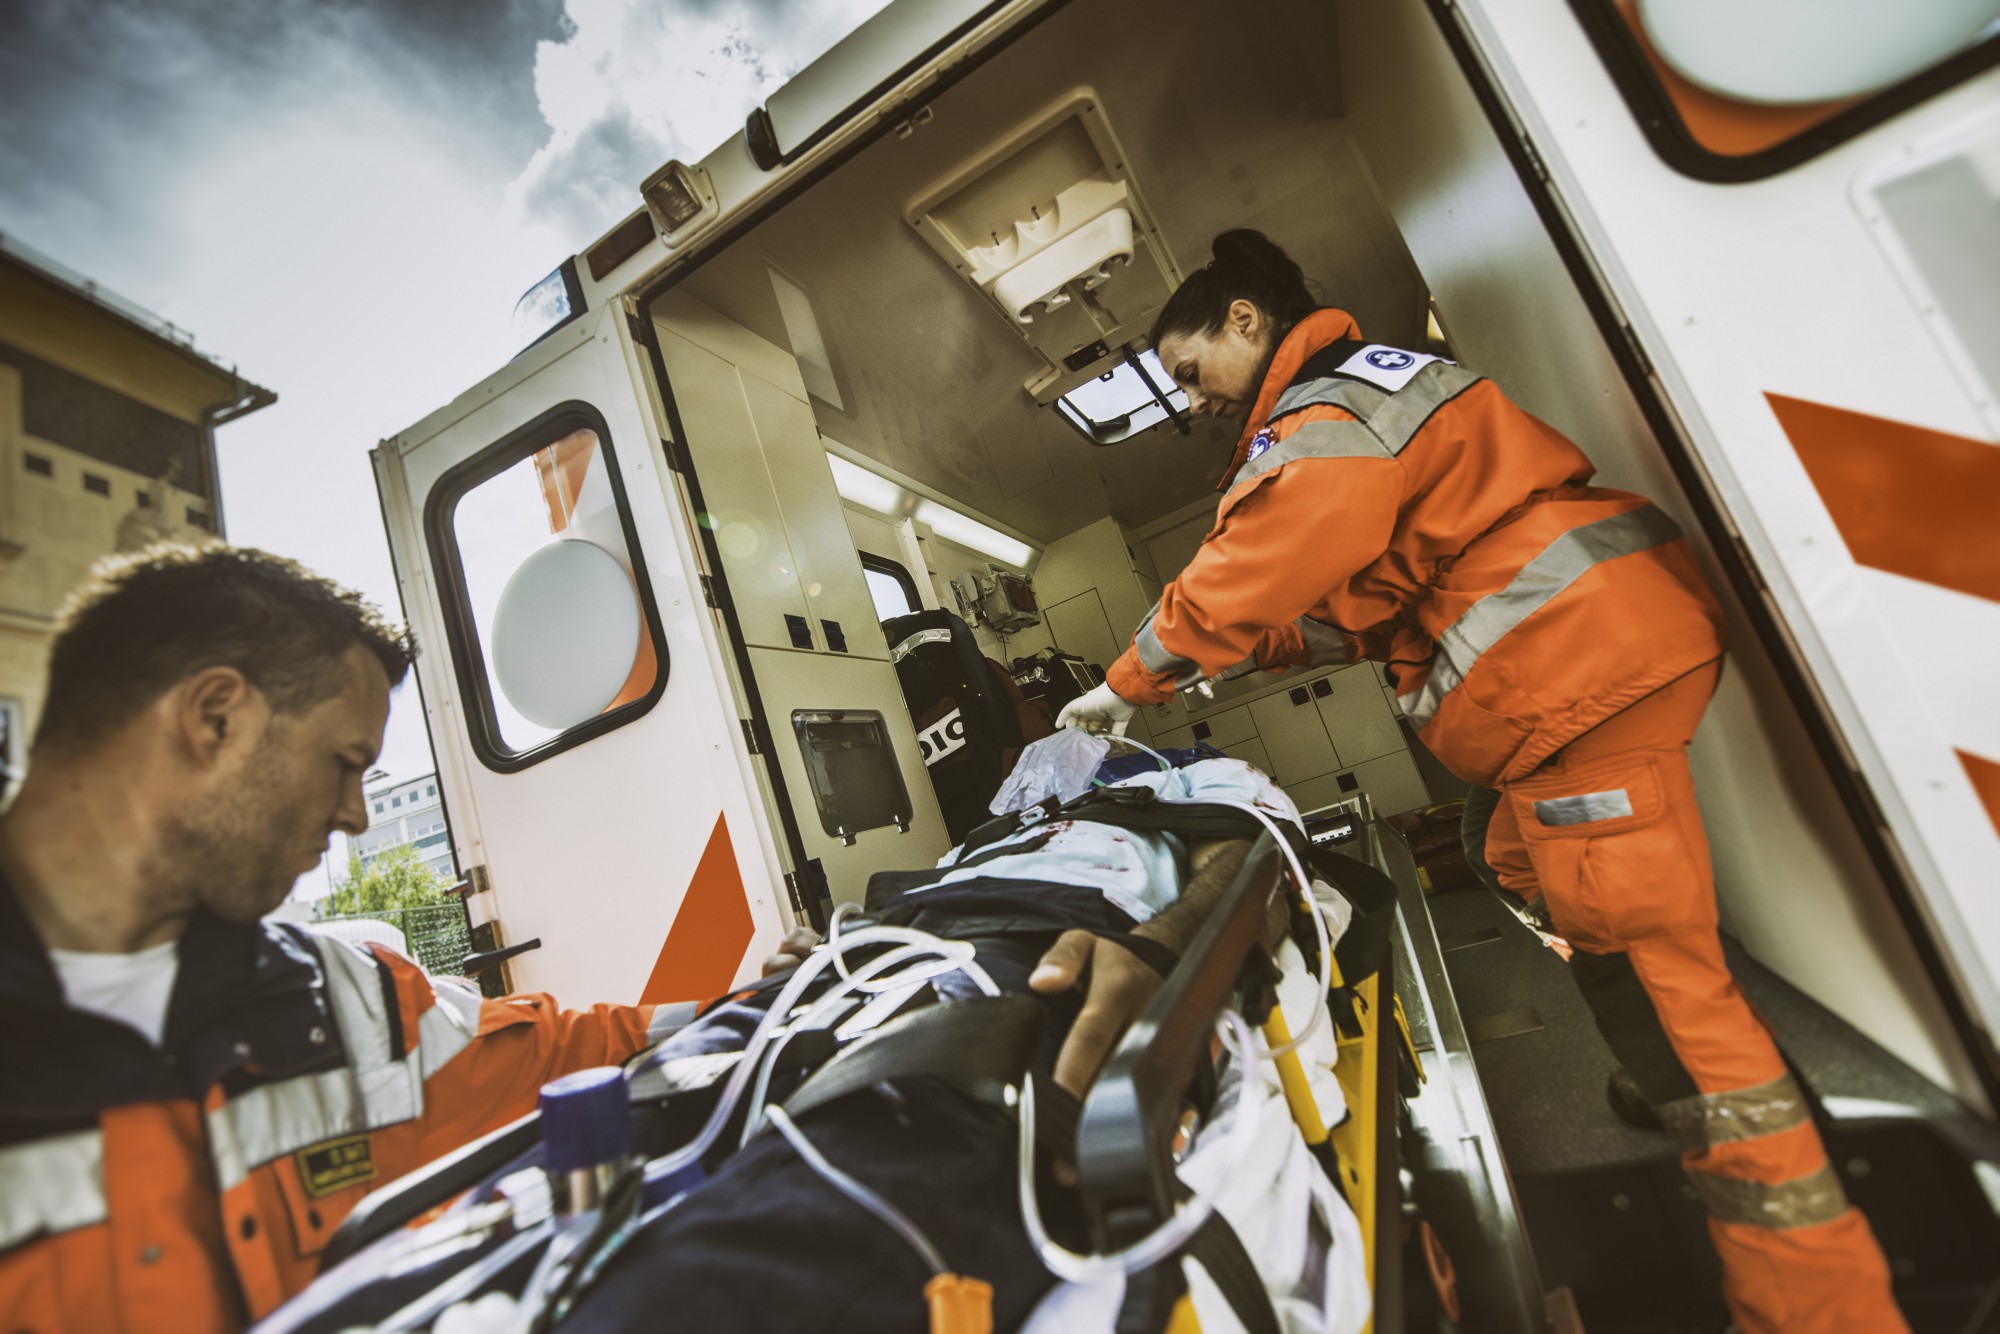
[668, 0, 1421, 545]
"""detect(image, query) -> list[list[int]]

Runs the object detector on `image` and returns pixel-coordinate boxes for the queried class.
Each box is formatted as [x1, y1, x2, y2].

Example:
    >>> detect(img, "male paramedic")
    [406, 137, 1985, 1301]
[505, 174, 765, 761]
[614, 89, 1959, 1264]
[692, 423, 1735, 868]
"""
[0, 542, 679, 1331]
[1057, 229, 1905, 1333]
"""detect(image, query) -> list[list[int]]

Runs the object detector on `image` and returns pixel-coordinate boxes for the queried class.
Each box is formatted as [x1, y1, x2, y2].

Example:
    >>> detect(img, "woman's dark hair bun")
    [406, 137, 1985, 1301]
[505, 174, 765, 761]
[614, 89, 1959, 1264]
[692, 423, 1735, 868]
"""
[1150, 228, 1318, 349]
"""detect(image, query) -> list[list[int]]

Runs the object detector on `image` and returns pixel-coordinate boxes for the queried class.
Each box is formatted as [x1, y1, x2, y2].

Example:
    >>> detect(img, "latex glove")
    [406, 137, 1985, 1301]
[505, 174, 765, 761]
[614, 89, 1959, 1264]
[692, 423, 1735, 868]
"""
[1056, 681, 1138, 736]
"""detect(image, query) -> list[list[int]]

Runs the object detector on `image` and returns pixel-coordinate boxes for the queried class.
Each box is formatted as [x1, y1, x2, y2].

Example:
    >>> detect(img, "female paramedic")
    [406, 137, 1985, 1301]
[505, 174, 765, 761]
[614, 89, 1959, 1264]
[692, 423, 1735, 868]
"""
[1055, 230, 1904, 1334]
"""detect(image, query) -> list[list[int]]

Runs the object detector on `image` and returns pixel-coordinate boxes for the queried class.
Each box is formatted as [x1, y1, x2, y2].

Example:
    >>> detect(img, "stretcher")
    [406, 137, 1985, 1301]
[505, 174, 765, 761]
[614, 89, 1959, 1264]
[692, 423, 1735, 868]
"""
[261, 791, 1541, 1334]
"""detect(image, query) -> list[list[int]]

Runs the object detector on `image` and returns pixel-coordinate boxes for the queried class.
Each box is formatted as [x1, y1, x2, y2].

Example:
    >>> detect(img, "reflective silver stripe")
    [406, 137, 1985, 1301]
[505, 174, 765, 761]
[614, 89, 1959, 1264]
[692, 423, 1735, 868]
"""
[1233, 418, 1390, 487]
[1407, 506, 1684, 728]
[1213, 654, 1261, 682]
[1687, 1161, 1849, 1230]
[1134, 601, 1200, 685]
[1295, 616, 1352, 667]
[1271, 376, 1384, 425]
[0, 1128, 105, 1249]
[647, 999, 700, 1046]
[1268, 361, 1484, 455]
[891, 628, 952, 662]
[208, 938, 485, 1190]
[1532, 789, 1633, 826]
[1658, 1073, 1813, 1153]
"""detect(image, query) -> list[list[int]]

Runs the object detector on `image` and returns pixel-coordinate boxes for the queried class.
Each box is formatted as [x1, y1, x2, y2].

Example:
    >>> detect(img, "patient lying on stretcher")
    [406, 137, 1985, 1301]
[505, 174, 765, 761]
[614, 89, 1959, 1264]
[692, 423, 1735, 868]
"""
[266, 752, 1368, 1334]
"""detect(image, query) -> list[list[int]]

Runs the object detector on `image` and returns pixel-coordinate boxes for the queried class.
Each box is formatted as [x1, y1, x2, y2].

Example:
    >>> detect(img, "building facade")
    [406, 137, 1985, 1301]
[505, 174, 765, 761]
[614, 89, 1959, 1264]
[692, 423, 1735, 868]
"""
[352, 771, 456, 882]
[0, 235, 274, 770]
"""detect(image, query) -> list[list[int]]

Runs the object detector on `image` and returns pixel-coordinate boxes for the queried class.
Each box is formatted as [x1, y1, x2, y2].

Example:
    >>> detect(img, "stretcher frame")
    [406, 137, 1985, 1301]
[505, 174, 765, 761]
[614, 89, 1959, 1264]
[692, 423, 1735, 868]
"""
[312, 812, 1540, 1332]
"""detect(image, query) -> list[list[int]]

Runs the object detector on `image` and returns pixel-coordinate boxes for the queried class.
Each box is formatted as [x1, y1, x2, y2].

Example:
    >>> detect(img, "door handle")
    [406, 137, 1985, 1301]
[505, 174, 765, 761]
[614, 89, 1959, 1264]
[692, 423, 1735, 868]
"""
[462, 939, 542, 976]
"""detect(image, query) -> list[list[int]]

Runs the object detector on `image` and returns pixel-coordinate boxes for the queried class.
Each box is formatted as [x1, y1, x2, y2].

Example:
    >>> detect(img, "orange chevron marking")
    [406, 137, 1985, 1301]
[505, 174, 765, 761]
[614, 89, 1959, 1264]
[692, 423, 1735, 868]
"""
[1958, 751, 2000, 840]
[1768, 394, 2000, 604]
[639, 813, 754, 1005]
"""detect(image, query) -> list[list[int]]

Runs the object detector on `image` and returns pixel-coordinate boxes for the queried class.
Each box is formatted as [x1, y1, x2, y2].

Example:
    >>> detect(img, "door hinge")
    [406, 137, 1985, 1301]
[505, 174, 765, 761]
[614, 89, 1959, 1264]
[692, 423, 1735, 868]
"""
[700, 574, 721, 609]
[662, 436, 687, 473]
[448, 864, 492, 898]
[781, 871, 807, 917]
[1619, 323, 1654, 378]
[740, 718, 762, 754]
[1520, 135, 1549, 183]
[1729, 532, 1768, 594]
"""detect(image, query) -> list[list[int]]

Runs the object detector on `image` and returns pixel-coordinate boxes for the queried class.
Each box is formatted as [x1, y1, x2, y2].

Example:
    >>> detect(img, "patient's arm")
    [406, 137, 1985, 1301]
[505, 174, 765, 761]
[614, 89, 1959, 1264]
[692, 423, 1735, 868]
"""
[1031, 836, 1278, 1097]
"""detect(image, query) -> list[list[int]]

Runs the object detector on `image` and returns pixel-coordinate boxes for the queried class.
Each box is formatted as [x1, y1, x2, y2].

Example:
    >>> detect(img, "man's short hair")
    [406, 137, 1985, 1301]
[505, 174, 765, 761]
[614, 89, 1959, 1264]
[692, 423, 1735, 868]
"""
[36, 542, 416, 753]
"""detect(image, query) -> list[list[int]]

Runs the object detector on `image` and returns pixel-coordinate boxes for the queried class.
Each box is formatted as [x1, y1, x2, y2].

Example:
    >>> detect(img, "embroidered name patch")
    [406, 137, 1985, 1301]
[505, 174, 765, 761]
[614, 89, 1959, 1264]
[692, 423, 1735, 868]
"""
[1335, 343, 1441, 393]
[296, 1134, 377, 1198]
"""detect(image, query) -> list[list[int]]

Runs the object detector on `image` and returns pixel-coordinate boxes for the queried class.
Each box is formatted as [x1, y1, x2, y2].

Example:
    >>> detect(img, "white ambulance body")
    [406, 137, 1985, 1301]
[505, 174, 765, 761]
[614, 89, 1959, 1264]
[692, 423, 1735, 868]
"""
[373, 0, 2000, 1141]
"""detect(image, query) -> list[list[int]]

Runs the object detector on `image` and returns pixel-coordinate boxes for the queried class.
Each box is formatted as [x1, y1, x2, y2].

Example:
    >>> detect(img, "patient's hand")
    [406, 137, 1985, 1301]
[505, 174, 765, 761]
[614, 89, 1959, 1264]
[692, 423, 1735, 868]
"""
[760, 927, 821, 978]
[1030, 931, 1165, 1097]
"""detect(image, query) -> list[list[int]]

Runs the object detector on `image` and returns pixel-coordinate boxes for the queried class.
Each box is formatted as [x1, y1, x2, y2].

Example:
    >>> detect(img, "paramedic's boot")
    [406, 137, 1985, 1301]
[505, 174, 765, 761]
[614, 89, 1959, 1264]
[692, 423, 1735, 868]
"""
[1607, 1067, 1665, 1132]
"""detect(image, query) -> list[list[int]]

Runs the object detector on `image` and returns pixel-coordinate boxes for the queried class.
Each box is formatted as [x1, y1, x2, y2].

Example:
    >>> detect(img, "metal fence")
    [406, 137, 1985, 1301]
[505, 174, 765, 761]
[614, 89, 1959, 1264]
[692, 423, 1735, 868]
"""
[320, 903, 473, 977]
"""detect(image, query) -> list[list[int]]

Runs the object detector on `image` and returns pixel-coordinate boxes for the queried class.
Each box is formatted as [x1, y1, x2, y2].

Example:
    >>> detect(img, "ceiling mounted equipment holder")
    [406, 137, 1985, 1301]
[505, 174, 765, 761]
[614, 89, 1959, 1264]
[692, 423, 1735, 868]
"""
[904, 88, 1182, 400]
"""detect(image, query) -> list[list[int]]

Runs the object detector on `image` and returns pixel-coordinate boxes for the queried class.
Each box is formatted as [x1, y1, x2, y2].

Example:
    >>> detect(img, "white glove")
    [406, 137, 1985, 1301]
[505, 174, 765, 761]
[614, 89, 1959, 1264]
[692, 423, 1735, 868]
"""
[1056, 681, 1138, 736]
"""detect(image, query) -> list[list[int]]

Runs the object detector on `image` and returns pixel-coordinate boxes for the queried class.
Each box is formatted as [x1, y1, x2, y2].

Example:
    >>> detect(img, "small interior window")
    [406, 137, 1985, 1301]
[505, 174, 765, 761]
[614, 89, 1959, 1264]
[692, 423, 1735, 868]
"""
[430, 404, 669, 771]
[859, 551, 921, 620]
[1054, 347, 1188, 445]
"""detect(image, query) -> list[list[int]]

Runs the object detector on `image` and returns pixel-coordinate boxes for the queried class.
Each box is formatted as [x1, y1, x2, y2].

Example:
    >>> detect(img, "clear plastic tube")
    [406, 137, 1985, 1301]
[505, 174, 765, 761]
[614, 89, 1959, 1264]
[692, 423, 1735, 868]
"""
[766, 1105, 947, 1277]
[1157, 794, 1333, 1061]
[739, 936, 998, 1148]
[1015, 1010, 1267, 1280]
[638, 922, 999, 1186]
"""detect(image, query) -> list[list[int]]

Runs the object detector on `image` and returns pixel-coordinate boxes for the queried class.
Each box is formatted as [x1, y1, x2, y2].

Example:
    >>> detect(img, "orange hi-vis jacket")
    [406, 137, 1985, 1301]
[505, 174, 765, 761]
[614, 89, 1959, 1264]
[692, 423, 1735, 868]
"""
[1107, 309, 1726, 785]
[0, 878, 677, 1333]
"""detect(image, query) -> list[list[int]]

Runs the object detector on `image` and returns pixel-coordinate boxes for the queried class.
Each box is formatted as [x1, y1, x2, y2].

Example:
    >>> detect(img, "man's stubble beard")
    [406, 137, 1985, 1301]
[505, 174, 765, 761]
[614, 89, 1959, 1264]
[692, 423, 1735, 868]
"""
[142, 729, 304, 924]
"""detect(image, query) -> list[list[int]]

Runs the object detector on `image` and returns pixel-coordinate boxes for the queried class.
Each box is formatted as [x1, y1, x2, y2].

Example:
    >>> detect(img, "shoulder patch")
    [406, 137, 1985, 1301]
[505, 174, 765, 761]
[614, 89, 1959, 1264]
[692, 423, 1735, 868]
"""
[1245, 427, 1275, 461]
[1334, 344, 1442, 393]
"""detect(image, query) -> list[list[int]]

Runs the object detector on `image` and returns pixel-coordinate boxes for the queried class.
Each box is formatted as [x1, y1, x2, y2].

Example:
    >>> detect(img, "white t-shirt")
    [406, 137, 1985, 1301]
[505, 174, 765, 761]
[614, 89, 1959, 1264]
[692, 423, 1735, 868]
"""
[50, 940, 181, 1047]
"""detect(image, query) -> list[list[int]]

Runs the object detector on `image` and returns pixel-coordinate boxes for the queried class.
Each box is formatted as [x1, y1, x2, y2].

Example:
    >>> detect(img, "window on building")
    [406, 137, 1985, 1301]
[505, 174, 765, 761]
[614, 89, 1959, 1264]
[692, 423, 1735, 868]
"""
[374, 801, 384, 814]
[1053, 347, 1188, 446]
[392, 796, 402, 808]
[82, 472, 110, 497]
[430, 405, 670, 771]
[426, 784, 437, 797]
[136, 490, 155, 508]
[859, 552, 920, 621]
[186, 507, 212, 530]
[22, 453, 51, 477]
[415, 832, 450, 850]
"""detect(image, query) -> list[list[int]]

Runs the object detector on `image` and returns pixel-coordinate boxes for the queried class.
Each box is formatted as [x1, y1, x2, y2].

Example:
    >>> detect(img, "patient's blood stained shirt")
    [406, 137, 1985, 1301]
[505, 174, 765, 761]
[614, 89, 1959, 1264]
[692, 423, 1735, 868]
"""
[915, 758, 1301, 924]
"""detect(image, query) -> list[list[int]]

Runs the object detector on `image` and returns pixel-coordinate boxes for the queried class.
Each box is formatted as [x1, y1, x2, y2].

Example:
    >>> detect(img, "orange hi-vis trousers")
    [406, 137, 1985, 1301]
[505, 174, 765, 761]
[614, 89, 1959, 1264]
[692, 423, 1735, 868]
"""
[1481, 662, 1906, 1333]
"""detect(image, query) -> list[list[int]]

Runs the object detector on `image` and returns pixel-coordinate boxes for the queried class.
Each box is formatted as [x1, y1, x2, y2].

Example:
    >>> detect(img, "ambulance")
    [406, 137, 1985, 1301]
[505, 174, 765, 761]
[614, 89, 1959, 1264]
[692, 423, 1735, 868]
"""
[367, 0, 2000, 1324]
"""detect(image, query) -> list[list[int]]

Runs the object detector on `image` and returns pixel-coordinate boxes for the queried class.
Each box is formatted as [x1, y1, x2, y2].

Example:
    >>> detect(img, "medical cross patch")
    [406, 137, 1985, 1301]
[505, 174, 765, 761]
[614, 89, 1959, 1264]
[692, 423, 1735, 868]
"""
[1246, 428, 1275, 461]
[1336, 343, 1440, 392]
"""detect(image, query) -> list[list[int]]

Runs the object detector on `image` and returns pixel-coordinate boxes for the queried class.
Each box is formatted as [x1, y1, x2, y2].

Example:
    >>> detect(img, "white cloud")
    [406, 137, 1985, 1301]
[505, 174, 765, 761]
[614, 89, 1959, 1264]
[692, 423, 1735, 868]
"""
[505, 0, 893, 245]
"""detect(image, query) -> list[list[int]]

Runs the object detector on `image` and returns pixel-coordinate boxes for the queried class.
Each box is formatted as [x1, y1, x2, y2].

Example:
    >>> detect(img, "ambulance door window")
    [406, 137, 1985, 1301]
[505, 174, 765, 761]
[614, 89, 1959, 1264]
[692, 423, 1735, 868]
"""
[429, 403, 669, 771]
[859, 552, 919, 620]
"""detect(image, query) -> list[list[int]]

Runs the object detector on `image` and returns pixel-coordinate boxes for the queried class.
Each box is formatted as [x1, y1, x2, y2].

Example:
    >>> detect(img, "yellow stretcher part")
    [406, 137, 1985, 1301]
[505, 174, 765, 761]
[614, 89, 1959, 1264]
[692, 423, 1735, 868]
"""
[925, 1272, 993, 1334]
[1260, 1003, 1330, 1146]
[1328, 971, 1384, 1334]
[1392, 992, 1425, 1084]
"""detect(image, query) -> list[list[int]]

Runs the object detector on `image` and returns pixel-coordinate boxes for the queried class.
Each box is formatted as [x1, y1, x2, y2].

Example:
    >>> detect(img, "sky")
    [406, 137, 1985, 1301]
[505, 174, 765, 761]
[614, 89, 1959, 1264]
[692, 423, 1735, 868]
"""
[1, 0, 891, 893]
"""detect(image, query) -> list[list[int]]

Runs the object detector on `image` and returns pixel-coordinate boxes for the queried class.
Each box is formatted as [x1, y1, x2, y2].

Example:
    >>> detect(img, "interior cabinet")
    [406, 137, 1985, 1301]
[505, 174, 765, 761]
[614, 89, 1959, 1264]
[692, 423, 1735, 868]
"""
[1247, 688, 1338, 785]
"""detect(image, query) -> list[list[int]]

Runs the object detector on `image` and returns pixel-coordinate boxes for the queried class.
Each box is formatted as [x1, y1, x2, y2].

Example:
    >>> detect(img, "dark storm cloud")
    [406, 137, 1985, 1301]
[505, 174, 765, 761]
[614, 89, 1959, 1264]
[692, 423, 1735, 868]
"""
[0, 0, 570, 257]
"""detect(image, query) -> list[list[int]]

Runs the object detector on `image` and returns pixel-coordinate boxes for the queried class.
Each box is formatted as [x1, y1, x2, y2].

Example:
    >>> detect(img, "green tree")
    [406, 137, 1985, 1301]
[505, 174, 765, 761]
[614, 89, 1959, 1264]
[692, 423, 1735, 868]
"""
[319, 845, 451, 918]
